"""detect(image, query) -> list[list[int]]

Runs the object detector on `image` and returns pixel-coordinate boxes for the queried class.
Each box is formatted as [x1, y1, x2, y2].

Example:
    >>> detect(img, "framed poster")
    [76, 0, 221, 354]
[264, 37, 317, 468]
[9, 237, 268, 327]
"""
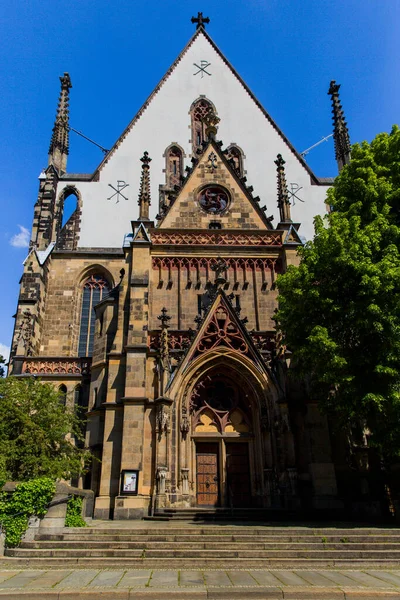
[120, 470, 139, 495]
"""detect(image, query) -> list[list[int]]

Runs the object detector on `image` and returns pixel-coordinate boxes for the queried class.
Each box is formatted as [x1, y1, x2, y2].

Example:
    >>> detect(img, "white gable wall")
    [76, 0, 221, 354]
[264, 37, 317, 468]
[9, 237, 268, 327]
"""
[58, 32, 330, 248]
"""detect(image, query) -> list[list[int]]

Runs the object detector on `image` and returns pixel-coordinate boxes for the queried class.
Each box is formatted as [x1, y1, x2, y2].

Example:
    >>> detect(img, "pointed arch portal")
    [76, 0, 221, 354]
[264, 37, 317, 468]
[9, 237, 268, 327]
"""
[191, 365, 254, 507]
[176, 356, 270, 509]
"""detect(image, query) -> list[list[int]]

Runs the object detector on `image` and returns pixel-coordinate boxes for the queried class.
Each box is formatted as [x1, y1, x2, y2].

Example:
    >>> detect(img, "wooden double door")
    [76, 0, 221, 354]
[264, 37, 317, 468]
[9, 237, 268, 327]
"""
[196, 441, 251, 507]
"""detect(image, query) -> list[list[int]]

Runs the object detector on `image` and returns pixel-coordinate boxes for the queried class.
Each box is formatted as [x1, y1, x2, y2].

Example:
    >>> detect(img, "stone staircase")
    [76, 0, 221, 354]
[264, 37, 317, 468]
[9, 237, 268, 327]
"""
[4, 524, 400, 568]
[145, 508, 272, 521]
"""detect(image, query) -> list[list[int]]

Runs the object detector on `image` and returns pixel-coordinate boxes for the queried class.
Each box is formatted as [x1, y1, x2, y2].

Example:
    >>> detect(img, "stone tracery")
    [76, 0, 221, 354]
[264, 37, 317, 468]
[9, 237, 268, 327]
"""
[190, 371, 252, 435]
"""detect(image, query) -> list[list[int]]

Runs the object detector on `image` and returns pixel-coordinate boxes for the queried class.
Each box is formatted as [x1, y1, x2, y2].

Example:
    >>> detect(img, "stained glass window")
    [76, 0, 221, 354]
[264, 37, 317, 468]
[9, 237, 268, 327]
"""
[78, 275, 110, 357]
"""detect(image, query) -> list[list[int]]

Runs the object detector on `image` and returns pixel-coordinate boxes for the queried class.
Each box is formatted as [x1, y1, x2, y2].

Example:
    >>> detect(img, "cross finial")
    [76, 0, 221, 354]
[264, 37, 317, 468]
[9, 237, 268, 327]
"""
[157, 307, 171, 329]
[191, 12, 210, 29]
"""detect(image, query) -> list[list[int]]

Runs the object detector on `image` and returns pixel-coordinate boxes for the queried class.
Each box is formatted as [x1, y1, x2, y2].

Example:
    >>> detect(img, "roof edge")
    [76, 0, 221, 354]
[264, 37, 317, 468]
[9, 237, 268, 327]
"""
[92, 28, 203, 178]
[74, 26, 328, 184]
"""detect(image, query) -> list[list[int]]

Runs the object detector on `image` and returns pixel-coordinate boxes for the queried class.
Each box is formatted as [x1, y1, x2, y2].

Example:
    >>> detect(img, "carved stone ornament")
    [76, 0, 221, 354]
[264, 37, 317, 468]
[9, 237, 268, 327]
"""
[156, 466, 168, 494]
[196, 300, 248, 354]
[151, 231, 282, 247]
[181, 468, 190, 495]
[198, 186, 229, 214]
[206, 152, 218, 173]
[156, 403, 170, 435]
[23, 357, 90, 375]
[15, 309, 34, 356]
[180, 404, 190, 440]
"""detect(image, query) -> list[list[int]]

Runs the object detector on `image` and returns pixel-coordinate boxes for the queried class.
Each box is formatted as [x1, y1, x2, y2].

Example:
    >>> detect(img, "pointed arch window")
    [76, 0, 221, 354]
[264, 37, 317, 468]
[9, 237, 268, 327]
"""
[59, 384, 67, 406]
[57, 186, 82, 250]
[191, 99, 214, 154]
[78, 275, 110, 357]
[166, 145, 183, 189]
[225, 145, 244, 177]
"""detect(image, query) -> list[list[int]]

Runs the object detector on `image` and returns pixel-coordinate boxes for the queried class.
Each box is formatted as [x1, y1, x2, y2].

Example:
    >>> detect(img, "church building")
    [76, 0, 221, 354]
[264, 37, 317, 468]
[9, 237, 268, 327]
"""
[10, 15, 356, 520]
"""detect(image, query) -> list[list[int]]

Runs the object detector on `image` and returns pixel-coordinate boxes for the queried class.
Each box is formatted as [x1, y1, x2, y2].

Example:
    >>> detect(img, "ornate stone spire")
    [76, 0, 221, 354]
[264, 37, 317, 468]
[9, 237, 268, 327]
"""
[328, 80, 351, 171]
[275, 154, 291, 223]
[48, 73, 72, 173]
[191, 12, 210, 29]
[138, 151, 151, 221]
[157, 307, 171, 396]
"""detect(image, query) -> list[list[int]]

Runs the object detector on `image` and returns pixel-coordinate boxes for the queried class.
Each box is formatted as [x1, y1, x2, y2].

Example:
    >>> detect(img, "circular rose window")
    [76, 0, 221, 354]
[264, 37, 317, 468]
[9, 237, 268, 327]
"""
[198, 186, 229, 214]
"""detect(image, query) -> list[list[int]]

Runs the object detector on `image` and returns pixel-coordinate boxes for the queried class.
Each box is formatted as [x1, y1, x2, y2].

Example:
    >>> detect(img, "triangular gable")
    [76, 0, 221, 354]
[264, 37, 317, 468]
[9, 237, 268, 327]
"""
[132, 222, 151, 243]
[158, 139, 272, 230]
[92, 28, 320, 183]
[166, 289, 271, 390]
[283, 224, 303, 246]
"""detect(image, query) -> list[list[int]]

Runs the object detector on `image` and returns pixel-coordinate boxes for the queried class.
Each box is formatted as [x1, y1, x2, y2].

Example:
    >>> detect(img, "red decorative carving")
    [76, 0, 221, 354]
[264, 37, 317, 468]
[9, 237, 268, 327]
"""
[196, 301, 248, 354]
[149, 330, 275, 354]
[149, 331, 191, 351]
[151, 231, 282, 246]
[83, 275, 109, 290]
[152, 257, 280, 271]
[22, 357, 91, 375]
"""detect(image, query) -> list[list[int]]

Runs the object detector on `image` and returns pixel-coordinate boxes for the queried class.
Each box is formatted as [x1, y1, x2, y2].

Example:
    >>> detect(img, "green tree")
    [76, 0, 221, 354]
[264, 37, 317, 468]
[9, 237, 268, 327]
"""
[0, 376, 91, 481]
[276, 126, 400, 458]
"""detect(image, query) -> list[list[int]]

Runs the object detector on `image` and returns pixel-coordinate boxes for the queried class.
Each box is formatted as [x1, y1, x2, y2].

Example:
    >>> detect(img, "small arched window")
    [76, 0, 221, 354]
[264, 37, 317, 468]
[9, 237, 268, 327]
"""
[191, 99, 214, 154]
[78, 274, 110, 357]
[61, 192, 78, 228]
[166, 145, 183, 189]
[57, 187, 82, 250]
[59, 384, 67, 406]
[225, 145, 244, 177]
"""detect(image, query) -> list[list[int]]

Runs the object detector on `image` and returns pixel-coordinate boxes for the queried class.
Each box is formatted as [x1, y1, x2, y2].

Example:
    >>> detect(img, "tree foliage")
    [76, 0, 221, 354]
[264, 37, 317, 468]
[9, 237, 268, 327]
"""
[0, 478, 55, 547]
[276, 126, 400, 457]
[0, 377, 91, 481]
[65, 495, 86, 528]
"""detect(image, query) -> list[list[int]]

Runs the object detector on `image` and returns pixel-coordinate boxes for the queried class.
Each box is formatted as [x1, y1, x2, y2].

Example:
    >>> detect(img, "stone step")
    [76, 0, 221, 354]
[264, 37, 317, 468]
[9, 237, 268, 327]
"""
[18, 540, 400, 551]
[40, 526, 400, 536]
[34, 533, 400, 543]
[2, 556, 400, 569]
[8, 547, 400, 559]
[7, 524, 400, 571]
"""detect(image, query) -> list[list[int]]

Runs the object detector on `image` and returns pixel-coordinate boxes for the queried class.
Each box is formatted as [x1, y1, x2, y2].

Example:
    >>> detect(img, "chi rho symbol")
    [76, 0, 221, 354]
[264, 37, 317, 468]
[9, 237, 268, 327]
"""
[107, 181, 129, 203]
[193, 60, 211, 78]
[288, 183, 304, 206]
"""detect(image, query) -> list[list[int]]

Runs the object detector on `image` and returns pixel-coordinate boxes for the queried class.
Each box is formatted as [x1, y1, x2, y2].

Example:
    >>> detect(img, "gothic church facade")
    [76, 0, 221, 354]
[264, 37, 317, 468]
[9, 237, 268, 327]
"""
[10, 16, 354, 519]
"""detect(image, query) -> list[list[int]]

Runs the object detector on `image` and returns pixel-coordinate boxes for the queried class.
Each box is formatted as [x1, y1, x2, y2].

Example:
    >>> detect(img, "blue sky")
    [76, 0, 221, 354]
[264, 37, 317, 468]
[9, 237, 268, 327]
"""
[0, 0, 399, 362]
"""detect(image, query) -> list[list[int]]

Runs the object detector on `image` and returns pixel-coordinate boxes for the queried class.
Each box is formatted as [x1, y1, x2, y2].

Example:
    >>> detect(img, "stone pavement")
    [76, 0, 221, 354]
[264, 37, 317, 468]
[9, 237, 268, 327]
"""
[1, 568, 400, 599]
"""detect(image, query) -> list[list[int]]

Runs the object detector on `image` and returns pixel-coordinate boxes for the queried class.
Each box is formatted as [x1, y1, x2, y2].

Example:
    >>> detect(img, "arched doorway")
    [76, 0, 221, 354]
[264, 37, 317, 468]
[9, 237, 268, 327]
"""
[188, 365, 261, 508]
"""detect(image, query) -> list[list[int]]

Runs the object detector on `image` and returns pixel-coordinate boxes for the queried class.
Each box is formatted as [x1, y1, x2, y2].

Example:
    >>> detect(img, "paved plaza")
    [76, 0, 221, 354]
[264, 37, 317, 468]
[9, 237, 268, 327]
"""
[1, 568, 400, 598]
